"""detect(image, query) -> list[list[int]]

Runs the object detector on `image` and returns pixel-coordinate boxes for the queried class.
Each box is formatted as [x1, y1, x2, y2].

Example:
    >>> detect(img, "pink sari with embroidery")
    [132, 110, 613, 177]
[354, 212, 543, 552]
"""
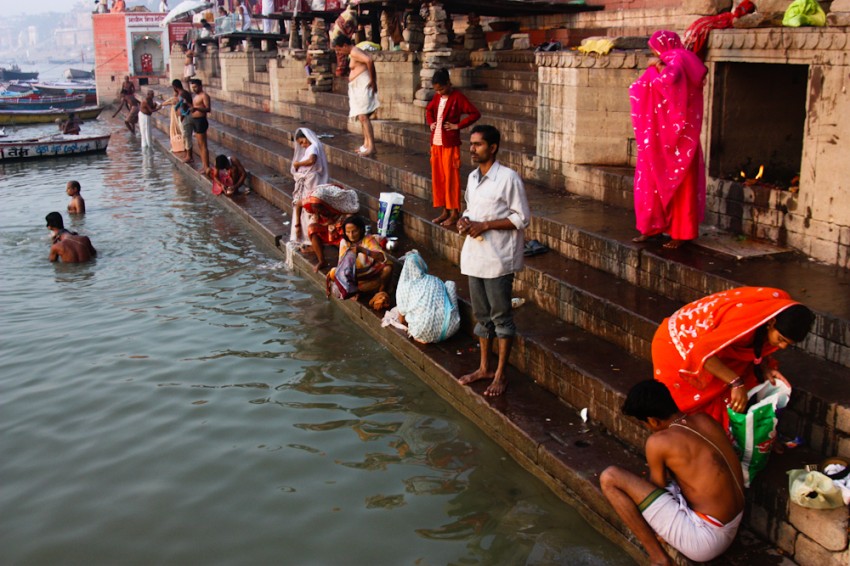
[630, 31, 708, 240]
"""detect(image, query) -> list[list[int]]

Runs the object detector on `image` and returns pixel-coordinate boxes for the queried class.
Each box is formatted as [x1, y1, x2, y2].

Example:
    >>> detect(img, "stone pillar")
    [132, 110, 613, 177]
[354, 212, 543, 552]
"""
[269, 48, 308, 112]
[219, 51, 251, 93]
[415, 2, 451, 105]
[308, 17, 333, 92]
[373, 51, 422, 122]
[400, 10, 424, 52]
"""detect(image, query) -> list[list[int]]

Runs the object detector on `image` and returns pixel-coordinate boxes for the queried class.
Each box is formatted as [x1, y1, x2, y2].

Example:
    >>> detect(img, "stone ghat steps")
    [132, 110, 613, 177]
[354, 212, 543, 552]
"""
[206, 85, 540, 177]
[147, 119, 820, 566]
[150, 96, 850, 461]
[462, 89, 537, 121]
[469, 51, 538, 72]
[473, 68, 539, 94]
[191, 89, 850, 372]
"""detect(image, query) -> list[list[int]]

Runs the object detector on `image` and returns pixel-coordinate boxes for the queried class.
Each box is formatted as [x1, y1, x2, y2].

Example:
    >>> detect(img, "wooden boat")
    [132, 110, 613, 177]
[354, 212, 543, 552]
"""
[0, 133, 110, 162]
[31, 81, 97, 101]
[0, 105, 103, 126]
[0, 94, 86, 111]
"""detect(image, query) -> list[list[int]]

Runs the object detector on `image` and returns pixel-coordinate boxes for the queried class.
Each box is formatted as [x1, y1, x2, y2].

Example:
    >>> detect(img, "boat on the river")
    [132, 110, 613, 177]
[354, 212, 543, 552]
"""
[0, 65, 39, 81]
[0, 133, 110, 161]
[0, 94, 87, 111]
[0, 105, 103, 126]
[64, 68, 95, 81]
[30, 81, 97, 104]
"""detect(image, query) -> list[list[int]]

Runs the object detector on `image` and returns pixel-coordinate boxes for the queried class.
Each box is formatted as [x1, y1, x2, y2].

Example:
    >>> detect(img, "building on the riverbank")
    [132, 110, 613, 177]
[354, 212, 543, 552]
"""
[100, 0, 850, 563]
[92, 11, 172, 103]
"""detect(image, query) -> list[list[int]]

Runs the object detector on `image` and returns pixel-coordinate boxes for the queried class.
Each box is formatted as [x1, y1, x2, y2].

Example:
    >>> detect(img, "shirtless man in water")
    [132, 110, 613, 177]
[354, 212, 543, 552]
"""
[600, 380, 745, 565]
[46, 212, 97, 263]
[189, 79, 211, 174]
[332, 36, 379, 157]
[66, 180, 85, 214]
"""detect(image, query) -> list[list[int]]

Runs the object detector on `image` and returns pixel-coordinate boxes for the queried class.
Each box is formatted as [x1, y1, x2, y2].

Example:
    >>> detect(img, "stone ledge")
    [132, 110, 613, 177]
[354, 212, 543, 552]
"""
[707, 29, 850, 62]
[788, 502, 849, 551]
[537, 51, 642, 69]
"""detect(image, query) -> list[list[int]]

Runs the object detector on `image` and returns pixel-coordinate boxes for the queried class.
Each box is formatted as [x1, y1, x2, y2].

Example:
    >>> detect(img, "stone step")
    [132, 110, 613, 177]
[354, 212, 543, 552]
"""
[463, 89, 537, 120]
[147, 117, 832, 565]
[475, 69, 539, 94]
[151, 96, 850, 463]
[254, 70, 269, 83]
[182, 88, 850, 375]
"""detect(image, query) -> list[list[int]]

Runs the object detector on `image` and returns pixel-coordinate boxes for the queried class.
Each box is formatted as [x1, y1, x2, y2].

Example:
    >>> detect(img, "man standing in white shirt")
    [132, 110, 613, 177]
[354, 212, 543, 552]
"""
[457, 125, 530, 397]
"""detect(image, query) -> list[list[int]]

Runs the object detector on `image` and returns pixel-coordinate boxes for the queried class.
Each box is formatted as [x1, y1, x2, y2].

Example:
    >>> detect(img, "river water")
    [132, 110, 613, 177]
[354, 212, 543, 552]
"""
[0, 119, 634, 565]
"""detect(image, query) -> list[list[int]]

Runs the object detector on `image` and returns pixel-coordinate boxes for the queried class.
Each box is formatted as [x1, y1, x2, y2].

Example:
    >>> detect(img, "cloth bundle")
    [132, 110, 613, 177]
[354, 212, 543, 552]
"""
[783, 0, 826, 27]
[309, 184, 360, 215]
[396, 251, 460, 344]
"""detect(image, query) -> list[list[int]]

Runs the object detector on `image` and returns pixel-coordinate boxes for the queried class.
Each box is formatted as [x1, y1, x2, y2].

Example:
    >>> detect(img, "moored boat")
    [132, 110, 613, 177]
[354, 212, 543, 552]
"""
[0, 105, 103, 126]
[31, 81, 97, 104]
[0, 65, 39, 81]
[0, 133, 110, 161]
[0, 94, 87, 111]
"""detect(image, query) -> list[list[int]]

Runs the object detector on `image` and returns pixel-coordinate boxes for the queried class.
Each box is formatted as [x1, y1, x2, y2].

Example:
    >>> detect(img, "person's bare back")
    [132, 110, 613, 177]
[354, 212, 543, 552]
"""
[50, 233, 96, 263]
[647, 412, 744, 523]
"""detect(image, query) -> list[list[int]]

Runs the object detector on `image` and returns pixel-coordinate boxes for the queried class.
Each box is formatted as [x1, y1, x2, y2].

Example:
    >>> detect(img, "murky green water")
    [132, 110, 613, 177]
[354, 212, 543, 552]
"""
[0, 119, 634, 565]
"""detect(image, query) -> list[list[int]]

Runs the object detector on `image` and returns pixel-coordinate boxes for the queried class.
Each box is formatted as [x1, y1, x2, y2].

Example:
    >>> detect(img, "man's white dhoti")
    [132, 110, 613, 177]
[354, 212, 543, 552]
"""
[347, 71, 380, 118]
[139, 112, 152, 148]
[641, 482, 742, 563]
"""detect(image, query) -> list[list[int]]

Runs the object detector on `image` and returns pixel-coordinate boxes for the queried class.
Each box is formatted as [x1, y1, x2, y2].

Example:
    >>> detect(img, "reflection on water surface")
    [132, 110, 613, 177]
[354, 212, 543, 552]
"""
[0, 118, 633, 565]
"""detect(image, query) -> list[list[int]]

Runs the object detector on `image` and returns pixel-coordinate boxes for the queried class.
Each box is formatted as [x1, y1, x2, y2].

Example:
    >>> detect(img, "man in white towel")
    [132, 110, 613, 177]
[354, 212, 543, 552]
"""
[600, 380, 745, 565]
[332, 35, 379, 157]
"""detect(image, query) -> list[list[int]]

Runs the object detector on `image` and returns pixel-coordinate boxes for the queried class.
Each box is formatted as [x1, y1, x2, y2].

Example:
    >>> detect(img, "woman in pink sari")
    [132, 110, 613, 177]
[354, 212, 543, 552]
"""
[630, 30, 708, 249]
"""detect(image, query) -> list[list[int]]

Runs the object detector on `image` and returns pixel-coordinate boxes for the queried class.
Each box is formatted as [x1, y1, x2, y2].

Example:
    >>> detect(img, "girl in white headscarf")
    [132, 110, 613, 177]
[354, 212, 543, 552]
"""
[290, 128, 329, 244]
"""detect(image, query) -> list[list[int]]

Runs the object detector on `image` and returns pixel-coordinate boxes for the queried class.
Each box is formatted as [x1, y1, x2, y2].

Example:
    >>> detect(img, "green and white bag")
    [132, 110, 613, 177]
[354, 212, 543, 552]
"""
[727, 377, 792, 487]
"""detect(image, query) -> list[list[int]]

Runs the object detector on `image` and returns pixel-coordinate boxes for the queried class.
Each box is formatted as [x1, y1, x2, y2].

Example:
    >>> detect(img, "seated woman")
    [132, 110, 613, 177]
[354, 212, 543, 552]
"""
[396, 250, 460, 343]
[303, 183, 359, 272]
[290, 128, 329, 245]
[208, 154, 248, 196]
[652, 286, 814, 430]
[327, 215, 393, 307]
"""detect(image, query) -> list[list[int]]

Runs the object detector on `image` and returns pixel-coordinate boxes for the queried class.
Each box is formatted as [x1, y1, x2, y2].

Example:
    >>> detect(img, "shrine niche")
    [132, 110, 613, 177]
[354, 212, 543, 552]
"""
[132, 33, 165, 76]
[709, 61, 808, 190]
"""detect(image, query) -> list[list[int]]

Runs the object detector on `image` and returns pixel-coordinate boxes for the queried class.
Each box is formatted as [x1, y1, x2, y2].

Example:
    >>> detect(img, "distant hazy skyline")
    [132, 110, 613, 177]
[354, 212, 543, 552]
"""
[12, 1, 87, 16]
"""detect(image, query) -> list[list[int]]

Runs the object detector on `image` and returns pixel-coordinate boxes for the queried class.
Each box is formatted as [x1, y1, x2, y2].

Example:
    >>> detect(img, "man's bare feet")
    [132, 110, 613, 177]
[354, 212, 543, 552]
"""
[663, 239, 686, 249]
[432, 212, 449, 224]
[458, 368, 494, 386]
[484, 377, 507, 397]
[359, 149, 376, 158]
[313, 261, 327, 273]
[440, 212, 459, 228]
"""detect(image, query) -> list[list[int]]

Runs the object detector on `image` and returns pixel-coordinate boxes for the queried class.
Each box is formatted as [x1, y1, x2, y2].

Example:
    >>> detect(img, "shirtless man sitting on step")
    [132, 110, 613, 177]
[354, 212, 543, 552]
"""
[600, 380, 745, 565]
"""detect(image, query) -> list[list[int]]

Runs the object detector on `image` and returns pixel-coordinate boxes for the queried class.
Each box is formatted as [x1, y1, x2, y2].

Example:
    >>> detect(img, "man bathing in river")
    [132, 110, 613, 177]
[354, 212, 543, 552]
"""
[600, 380, 744, 565]
[457, 125, 530, 397]
[66, 181, 85, 214]
[46, 212, 97, 263]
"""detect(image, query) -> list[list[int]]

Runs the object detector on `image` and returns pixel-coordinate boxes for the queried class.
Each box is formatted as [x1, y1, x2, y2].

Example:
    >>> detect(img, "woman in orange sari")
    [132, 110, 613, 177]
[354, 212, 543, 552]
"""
[652, 287, 814, 428]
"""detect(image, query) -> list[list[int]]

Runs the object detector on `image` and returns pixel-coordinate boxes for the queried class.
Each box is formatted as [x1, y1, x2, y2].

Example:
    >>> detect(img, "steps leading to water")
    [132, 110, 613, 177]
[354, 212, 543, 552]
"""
[148, 55, 850, 560]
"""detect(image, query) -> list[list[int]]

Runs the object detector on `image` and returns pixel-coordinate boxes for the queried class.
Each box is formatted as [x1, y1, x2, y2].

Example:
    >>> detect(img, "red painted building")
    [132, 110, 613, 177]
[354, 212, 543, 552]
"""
[92, 12, 170, 104]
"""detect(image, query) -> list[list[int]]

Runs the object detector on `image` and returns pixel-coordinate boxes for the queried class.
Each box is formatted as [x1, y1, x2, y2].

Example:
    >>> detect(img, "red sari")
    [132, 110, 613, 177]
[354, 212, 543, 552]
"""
[652, 287, 800, 427]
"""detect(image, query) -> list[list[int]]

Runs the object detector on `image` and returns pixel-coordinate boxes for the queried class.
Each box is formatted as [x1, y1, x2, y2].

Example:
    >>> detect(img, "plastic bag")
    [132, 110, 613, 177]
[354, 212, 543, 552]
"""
[788, 469, 845, 509]
[727, 378, 791, 487]
[782, 0, 826, 27]
[377, 192, 404, 237]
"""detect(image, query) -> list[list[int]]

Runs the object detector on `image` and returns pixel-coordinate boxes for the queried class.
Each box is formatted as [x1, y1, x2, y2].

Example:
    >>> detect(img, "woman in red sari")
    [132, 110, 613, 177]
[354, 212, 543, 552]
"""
[652, 287, 814, 429]
[630, 30, 707, 249]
